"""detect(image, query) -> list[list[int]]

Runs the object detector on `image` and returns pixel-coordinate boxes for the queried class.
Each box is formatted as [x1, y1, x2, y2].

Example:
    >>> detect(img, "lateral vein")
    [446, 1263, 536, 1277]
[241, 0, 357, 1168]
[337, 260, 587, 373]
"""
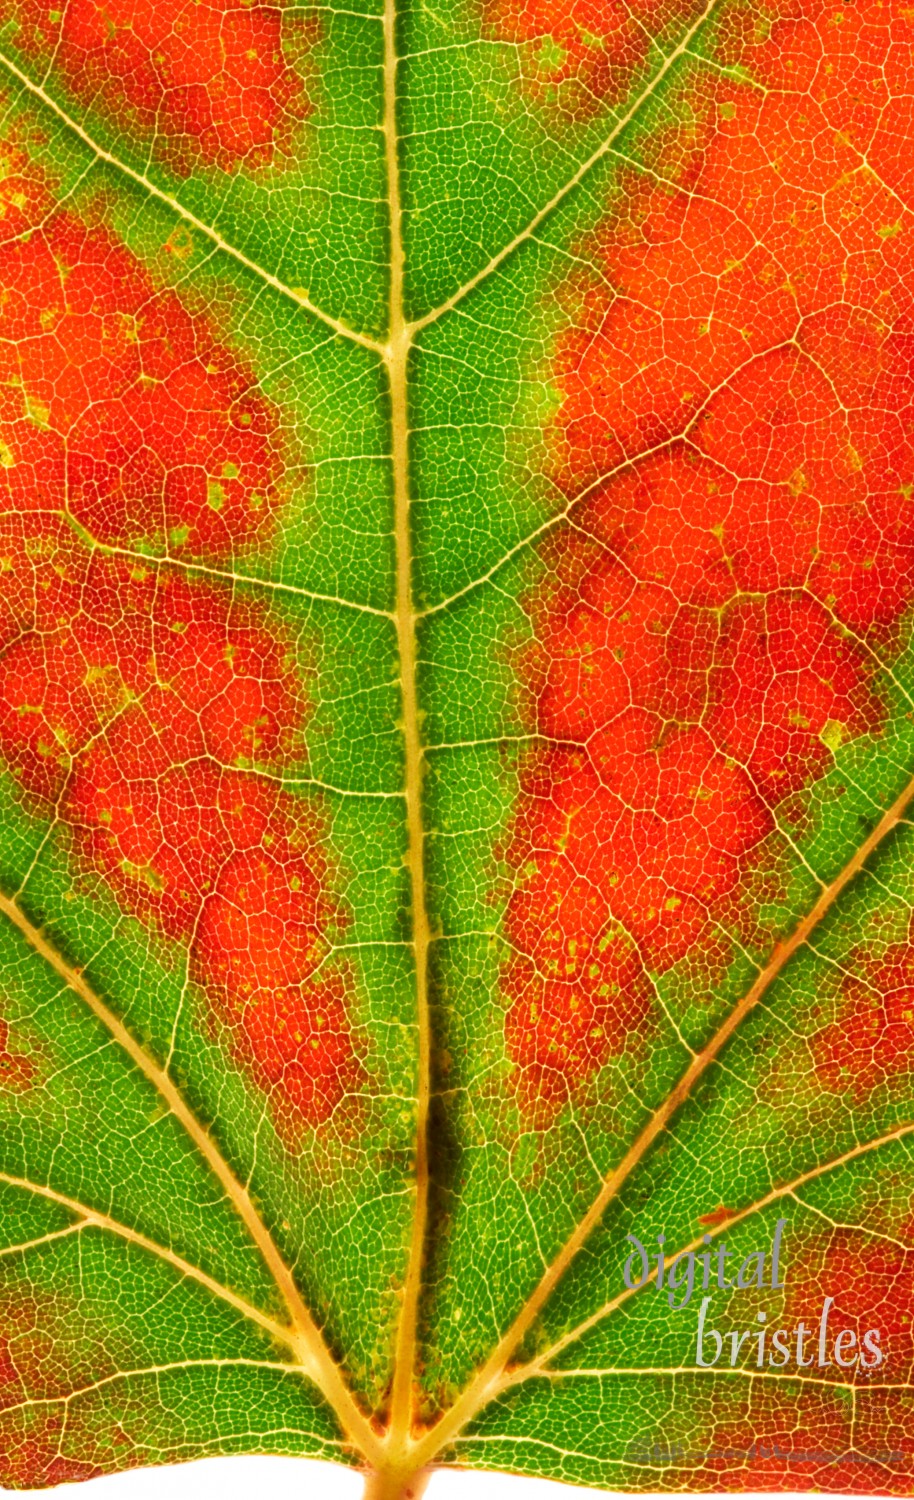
[404, 763, 914, 1467]
[0, 888, 385, 1466]
[0, 1358, 318, 1419]
[0, 46, 383, 357]
[407, 0, 721, 340]
[0, 1169, 294, 1347]
[501, 1116, 914, 1387]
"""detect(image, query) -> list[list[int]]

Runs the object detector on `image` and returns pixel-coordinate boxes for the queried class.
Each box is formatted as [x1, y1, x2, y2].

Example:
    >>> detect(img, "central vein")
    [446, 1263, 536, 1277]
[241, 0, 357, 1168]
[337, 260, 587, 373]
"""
[382, 0, 432, 1455]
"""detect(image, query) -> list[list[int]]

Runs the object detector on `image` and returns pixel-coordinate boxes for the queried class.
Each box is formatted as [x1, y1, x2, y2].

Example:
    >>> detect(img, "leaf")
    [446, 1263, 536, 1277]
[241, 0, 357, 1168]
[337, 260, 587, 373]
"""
[0, 0, 912, 1495]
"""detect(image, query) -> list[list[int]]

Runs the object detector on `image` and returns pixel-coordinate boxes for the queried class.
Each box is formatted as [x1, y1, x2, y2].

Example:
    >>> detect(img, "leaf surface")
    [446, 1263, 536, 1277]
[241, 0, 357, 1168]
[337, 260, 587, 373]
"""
[0, 0, 912, 1493]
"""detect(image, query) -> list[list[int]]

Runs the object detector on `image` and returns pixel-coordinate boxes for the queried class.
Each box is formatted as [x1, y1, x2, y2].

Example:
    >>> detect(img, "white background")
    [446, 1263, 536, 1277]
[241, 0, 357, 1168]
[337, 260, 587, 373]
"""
[4, 1455, 839, 1500]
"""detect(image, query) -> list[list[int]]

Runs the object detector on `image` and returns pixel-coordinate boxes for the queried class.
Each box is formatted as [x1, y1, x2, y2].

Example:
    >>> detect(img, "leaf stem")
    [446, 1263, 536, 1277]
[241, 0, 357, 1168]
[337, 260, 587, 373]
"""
[363, 1463, 431, 1500]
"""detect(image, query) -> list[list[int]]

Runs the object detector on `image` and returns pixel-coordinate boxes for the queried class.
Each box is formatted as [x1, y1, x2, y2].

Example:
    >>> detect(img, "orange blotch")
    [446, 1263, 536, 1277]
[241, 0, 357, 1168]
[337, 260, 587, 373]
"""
[706, 592, 879, 809]
[506, 1, 914, 1107]
[694, 1389, 892, 1492]
[0, 160, 360, 1137]
[503, 855, 654, 1117]
[772, 1221, 914, 1386]
[503, 706, 771, 1107]
[551, 185, 798, 494]
[0, 554, 361, 1133]
[13, 0, 310, 176]
[0, 176, 282, 561]
[691, 1215, 914, 1478]
[194, 825, 365, 1132]
[0, 1287, 120, 1486]
[0, 1287, 72, 1415]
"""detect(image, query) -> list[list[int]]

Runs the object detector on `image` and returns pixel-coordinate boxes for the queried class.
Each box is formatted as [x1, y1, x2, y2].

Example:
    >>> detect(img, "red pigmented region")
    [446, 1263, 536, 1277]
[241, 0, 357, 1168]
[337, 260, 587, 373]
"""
[503, 884, 654, 1116]
[0, 159, 360, 1135]
[0, 1288, 69, 1417]
[0, 1284, 127, 1486]
[685, 1220, 914, 1485]
[693, 1387, 897, 1492]
[0, 1417, 103, 1491]
[814, 919, 914, 1102]
[13, 0, 309, 176]
[196, 832, 360, 1125]
[0, 173, 281, 561]
[782, 1226, 914, 1378]
[506, 2, 914, 1106]
[484, 0, 666, 113]
[697, 1206, 741, 1229]
[0, 1020, 36, 1093]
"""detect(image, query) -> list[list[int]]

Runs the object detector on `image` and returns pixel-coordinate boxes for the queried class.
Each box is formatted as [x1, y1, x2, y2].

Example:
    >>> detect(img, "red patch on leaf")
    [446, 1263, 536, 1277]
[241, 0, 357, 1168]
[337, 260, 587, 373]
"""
[698, 1206, 740, 1228]
[0, 1287, 60, 1416]
[503, 906, 654, 1117]
[688, 1219, 914, 1483]
[195, 827, 362, 1126]
[773, 1222, 914, 1382]
[0, 1335, 20, 1399]
[813, 917, 914, 1099]
[506, 2, 914, 1107]
[0, 1020, 36, 1093]
[0, 159, 361, 1136]
[0, 1415, 104, 1490]
[0, 1293, 114, 1486]
[696, 1387, 899, 1491]
[0, 170, 282, 560]
[13, 0, 309, 176]
[484, 0, 665, 113]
